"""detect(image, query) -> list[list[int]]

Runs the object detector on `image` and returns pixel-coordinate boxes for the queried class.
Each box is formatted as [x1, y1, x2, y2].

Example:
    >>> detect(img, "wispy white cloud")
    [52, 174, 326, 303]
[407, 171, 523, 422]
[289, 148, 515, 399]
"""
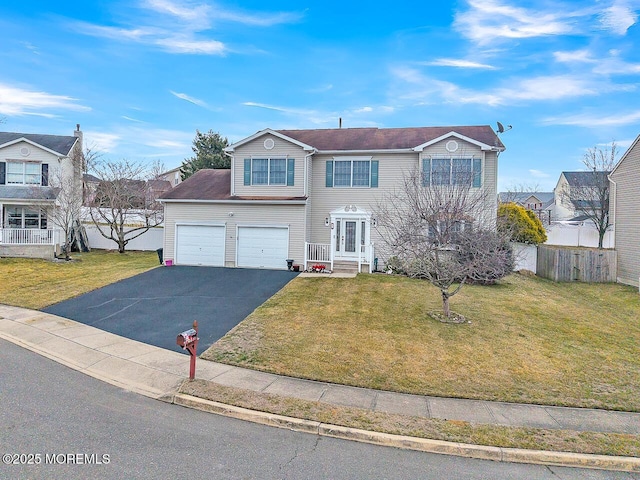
[75, 0, 303, 55]
[84, 131, 121, 152]
[543, 109, 640, 127]
[242, 101, 319, 117]
[599, 1, 638, 35]
[307, 84, 334, 93]
[454, 0, 577, 44]
[392, 66, 628, 106]
[529, 169, 551, 178]
[74, 21, 226, 55]
[145, 0, 303, 27]
[122, 116, 145, 123]
[553, 49, 595, 63]
[170, 90, 208, 107]
[0, 83, 91, 116]
[423, 58, 498, 69]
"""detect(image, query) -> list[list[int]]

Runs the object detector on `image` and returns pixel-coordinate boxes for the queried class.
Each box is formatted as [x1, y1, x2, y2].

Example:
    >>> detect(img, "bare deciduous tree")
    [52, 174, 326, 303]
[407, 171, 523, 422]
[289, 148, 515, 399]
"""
[88, 159, 164, 253]
[375, 166, 513, 320]
[46, 169, 84, 259]
[560, 143, 617, 249]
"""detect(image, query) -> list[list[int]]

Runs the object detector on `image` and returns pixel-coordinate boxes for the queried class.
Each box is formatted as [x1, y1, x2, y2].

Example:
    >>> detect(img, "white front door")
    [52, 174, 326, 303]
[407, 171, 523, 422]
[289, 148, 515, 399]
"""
[335, 218, 364, 259]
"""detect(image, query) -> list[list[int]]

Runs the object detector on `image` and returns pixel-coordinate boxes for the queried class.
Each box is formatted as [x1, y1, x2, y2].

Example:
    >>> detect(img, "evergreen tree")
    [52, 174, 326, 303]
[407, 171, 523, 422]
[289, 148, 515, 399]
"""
[180, 130, 230, 180]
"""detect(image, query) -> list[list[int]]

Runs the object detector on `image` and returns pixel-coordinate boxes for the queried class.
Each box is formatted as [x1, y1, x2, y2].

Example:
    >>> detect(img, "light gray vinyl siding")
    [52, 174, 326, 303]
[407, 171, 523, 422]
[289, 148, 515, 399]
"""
[308, 138, 498, 249]
[232, 134, 307, 197]
[0, 141, 68, 186]
[163, 201, 306, 267]
[610, 140, 640, 287]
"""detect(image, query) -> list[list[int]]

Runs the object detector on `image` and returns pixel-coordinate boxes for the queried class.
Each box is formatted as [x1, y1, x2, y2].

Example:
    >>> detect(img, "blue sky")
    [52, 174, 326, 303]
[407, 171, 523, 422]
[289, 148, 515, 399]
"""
[0, 0, 639, 190]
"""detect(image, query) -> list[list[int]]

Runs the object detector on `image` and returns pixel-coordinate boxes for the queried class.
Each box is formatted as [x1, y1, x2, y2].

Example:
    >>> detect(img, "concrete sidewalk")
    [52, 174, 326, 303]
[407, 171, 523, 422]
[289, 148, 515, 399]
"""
[1, 304, 638, 472]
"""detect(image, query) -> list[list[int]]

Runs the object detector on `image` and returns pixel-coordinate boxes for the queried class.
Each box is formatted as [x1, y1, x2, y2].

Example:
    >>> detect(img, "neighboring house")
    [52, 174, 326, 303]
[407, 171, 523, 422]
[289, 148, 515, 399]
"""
[159, 166, 182, 187]
[82, 173, 100, 206]
[159, 125, 504, 272]
[0, 125, 83, 259]
[609, 133, 640, 287]
[498, 191, 554, 225]
[553, 171, 610, 221]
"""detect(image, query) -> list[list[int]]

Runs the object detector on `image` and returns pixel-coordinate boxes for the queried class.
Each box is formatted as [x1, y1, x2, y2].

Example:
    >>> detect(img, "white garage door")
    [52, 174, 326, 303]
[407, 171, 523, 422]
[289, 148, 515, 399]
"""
[175, 225, 225, 266]
[237, 226, 289, 269]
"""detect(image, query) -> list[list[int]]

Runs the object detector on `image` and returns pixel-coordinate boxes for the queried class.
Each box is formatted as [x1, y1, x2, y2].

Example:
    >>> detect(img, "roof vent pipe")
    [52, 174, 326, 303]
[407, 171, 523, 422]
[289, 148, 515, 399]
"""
[339, 117, 342, 129]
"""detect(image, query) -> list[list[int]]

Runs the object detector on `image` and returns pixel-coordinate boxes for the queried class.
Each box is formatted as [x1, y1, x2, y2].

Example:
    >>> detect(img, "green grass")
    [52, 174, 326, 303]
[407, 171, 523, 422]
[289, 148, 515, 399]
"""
[203, 273, 640, 411]
[0, 250, 159, 309]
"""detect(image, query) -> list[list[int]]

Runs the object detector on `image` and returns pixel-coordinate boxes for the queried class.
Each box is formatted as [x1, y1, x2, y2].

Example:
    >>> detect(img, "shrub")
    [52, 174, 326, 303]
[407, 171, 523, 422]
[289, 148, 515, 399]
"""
[497, 203, 547, 244]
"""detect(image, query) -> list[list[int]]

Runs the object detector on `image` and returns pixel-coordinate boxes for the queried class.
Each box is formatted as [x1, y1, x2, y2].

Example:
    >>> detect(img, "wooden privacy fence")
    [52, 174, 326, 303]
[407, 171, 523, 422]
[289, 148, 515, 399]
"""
[537, 245, 617, 282]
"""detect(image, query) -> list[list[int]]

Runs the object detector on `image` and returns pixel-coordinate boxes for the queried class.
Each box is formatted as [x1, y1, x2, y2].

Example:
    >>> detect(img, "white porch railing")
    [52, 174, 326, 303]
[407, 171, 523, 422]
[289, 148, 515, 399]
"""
[359, 243, 375, 273]
[305, 242, 331, 271]
[0, 228, 56, 245]
[305, 242, 375, 273]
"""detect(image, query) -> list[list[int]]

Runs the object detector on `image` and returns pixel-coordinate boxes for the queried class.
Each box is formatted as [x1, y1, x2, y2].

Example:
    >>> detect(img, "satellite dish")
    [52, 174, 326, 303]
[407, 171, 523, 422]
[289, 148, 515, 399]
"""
[496, 122, 512, 134]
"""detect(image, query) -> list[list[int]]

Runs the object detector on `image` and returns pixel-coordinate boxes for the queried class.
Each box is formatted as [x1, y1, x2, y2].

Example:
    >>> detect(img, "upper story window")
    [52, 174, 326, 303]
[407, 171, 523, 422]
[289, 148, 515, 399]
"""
[422, 157, 481, 188]
[243, 157, 295, 186]
[0, 161, 48, 186]
[326, 158, 379, 188]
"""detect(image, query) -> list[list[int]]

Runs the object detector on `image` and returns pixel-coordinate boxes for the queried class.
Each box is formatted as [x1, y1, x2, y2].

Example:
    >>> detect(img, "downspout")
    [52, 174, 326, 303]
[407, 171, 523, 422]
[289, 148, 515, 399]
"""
[303, 149, 316, 197]
[225, 151, 235, 195]
[302, 149, 316, 270]
[608, 173, 616, 251]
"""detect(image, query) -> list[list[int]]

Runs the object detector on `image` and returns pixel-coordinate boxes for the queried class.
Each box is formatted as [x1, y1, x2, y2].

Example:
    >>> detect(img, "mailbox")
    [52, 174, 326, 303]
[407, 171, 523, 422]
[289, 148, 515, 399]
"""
[176, 321, 199, 379]
[176, 328, 197, 349]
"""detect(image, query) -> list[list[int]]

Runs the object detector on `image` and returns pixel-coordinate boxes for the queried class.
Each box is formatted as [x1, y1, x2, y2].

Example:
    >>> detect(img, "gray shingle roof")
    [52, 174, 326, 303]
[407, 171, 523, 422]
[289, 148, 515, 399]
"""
[0, 131, 77, 156]
[562, 171, 610, 187]
[275, 125, 504, 151]
[0, 185, 60, 201]
[159, 169, 306, 202]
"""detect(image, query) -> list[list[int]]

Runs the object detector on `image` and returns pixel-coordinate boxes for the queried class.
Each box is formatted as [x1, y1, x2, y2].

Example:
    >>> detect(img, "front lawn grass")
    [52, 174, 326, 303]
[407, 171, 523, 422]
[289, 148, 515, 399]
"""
[203, 273, 640, 412]
[0, 250, 158, 309]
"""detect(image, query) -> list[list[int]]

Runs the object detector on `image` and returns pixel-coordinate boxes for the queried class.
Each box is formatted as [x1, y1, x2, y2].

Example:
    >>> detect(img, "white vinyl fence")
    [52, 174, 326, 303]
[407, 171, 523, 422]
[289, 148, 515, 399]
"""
[512, 243, 537, 273]
[545, 222, 614, 249]
[84, 224, 164, 251]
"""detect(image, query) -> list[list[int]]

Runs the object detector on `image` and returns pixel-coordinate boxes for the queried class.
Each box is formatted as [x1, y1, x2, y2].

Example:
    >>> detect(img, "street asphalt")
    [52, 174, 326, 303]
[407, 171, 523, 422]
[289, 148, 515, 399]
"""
[43, 266, 299, 352]
[0, 304, 639, 473]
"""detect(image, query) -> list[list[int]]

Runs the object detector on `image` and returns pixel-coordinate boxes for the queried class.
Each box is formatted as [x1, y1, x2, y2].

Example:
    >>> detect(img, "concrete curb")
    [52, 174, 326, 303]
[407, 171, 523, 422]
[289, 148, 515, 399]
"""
[0, 330, 180, 400]
[172, 393, 640, 473]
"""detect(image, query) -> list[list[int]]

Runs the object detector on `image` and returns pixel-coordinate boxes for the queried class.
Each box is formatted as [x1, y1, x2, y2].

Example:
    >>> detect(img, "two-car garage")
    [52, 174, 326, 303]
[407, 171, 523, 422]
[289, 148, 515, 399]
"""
[175, 224, 290, 269]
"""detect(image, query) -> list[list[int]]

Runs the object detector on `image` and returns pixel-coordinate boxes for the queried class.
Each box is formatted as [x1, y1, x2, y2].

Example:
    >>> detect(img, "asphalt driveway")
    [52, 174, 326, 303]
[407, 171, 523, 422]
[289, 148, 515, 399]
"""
[43, 266, 298, 353]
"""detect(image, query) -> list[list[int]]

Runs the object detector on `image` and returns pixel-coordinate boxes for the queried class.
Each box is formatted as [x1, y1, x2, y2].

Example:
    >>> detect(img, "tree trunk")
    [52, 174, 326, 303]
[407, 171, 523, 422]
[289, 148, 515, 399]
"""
[441, 290, 450, 318]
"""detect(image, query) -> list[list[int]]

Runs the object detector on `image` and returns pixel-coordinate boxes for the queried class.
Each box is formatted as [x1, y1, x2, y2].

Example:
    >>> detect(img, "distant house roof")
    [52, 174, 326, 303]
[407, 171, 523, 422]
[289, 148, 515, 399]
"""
[562, 171, 610, 187]
[498, 191, 555, 209]
[0, 131, 77, 156]
[83, 173, 101, 183]
[227, 125, 505, 153]
[159, 169, 306, 202]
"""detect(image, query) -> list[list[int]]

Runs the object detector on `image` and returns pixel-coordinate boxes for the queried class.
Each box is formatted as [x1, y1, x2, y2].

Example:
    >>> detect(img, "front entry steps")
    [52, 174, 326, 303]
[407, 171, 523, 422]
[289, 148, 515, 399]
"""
[331, 260, 361, 274]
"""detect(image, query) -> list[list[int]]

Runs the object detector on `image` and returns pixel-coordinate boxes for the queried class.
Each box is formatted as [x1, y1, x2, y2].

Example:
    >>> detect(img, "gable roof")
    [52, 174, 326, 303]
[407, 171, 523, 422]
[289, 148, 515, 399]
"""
[498, 191, 555, 208]
[226, 125, 505, 153]
[159, 169, 306, 202]
[610, 133, 640, 177]
[0, 131, 78, 157]
[562, 171, 610, 187]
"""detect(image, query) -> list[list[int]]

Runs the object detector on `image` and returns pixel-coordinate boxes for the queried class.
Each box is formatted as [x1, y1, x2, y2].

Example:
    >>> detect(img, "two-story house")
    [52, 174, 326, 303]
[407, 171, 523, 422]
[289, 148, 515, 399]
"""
[609, 133, 640, 287]
[554, 171, 610, 221]
[159, 125, 505, 272]
[0, 125, 83, 259]
[497, 191, 555, 225]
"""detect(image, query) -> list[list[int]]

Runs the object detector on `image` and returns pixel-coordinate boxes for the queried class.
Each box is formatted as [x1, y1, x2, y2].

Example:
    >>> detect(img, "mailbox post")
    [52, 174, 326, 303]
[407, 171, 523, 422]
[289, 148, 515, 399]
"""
[176, 320, 199, 379]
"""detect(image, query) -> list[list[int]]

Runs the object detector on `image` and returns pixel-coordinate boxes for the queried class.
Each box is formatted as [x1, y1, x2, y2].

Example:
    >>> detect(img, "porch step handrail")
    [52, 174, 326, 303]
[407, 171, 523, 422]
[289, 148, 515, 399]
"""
[305, 242, 331, 271]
